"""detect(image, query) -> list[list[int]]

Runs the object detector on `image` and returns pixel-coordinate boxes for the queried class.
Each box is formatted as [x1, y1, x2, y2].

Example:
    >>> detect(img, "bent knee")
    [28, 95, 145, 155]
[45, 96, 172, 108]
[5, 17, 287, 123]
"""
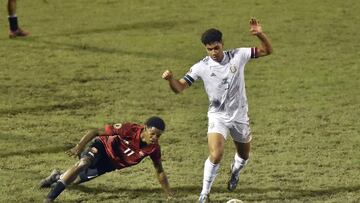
[209, 150, 223, 164]
[74, 157, 92, 172]
[89, 147, 98, 154]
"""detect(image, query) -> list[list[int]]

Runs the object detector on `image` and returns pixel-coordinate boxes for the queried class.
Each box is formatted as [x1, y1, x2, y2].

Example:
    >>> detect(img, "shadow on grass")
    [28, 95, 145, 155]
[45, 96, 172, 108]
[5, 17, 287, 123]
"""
[0, 99, 100, 116]
[70, 184, 360, 202]
[0, 19, 197, 40]
[3, 19, 198, 60]
[51, 19, 198, 37]
[0, 143, 72, 158]
[28, 39, 172, 59]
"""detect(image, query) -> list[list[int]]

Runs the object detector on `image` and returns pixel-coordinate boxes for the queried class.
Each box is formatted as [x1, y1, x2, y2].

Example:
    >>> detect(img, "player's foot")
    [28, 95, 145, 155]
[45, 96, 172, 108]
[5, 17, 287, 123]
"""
[9, 28, 29, 38]
[227, 162, 240, 191]
[199, 193, 210, 203]
[39, 169, 61, 188]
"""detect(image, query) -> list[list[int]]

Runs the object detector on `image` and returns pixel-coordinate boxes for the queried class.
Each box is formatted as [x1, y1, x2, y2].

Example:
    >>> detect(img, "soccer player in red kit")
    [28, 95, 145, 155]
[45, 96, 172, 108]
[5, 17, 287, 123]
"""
[40, 116, 173, 202]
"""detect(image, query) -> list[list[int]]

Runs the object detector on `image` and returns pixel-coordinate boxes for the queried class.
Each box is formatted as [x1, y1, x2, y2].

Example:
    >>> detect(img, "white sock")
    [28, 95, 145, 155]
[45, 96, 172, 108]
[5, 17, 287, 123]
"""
[200, 157, 220, 195]
[232, 153, 248, 174]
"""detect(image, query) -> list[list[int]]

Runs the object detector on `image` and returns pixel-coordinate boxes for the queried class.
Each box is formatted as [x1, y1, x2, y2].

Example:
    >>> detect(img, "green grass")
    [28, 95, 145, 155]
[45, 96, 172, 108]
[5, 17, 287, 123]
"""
[0, 0, 359, 202]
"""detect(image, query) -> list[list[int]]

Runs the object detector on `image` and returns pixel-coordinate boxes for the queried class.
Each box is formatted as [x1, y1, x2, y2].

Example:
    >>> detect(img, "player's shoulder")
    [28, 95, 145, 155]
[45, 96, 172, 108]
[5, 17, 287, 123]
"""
[187, 57, 208, 75]
[150, 143, 162, 156]
[112, 122, 140, 132]
[155, 142, 161, 149]
[194, 56, 211, 68]
[201, 55, 212, 65]
[226, 47, 247, 55]
[226, 48, 237, 55]
[124, 122, 142, 131]
[227, 47, 252, 59]
[201, 55, 210, 63]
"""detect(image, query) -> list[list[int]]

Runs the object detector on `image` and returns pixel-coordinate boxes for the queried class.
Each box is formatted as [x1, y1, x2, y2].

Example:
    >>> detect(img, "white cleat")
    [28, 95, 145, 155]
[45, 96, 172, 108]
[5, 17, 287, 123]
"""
[199, 193, 210, 203]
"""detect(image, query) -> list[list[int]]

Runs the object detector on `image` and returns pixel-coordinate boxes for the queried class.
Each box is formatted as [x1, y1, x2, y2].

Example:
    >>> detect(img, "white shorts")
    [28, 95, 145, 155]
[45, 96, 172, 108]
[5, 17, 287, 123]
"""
[207, 116, 252, 143]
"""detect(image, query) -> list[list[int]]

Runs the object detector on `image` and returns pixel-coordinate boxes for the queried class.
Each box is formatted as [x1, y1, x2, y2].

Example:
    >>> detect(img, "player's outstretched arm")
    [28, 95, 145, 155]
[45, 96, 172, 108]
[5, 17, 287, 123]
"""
[65, 129, 105, 157]
[162, 70, 188, 94]
[249, 17, 273, 57]
[153, 160, 174, 200]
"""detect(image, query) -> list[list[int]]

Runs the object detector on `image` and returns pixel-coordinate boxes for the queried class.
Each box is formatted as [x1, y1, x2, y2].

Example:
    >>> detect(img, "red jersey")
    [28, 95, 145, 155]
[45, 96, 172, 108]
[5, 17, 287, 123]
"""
[98, 122, 161, 169]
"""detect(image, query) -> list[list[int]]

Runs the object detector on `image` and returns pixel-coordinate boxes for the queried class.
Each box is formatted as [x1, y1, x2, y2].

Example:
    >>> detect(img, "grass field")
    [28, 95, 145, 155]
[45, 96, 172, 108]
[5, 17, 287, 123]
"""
[0, 0, 359, 202]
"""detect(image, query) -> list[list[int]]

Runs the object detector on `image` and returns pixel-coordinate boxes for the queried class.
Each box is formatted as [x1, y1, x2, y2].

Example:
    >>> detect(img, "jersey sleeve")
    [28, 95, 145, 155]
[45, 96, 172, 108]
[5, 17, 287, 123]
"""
[150, 145, 162, 163]
[183, 63, 202, 87]
[235, 47, 257, 63]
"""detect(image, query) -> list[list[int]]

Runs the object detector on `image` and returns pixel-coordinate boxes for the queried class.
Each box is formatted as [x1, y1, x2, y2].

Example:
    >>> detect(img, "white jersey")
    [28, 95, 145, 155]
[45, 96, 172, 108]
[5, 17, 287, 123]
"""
[183, 47, 257, 124]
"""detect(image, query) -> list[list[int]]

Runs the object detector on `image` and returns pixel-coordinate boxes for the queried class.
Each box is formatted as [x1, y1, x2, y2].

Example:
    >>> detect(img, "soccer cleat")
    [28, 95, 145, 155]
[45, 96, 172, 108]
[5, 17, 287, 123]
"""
[227, 162, 240, 191]
[39, 169, 61, 188]
[9, 28, 29, 38]
[199, 193, 210, 203]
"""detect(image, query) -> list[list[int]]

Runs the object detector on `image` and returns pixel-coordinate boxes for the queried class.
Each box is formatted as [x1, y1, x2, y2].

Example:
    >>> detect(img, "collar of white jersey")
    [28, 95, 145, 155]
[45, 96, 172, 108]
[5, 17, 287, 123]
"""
[208, 51, 229, 66]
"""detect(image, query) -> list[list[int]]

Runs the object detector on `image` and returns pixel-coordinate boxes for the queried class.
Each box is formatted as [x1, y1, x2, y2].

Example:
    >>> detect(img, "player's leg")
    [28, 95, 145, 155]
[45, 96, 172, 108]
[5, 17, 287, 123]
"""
[44, 148, 96, 202]
[7, 0, 29, 38]
[73, 139, 116, 185]
[39, 146, 99, 188]
[199, 133, 225, 203]
[232, 141, 250, 173]
[39, 167, 99, 189]
[39, 169, 62, 188]
[228, 123, 251, 191]
[7, 0, 16, 15]
[72, 167, 100, 185]
[199, 116, 229, 202]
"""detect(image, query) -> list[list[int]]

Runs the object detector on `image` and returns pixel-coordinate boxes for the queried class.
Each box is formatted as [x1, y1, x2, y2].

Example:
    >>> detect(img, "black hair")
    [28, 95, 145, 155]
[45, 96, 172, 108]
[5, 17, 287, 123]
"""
[201, 28, 223, 45]
[145, 116, 165, 131]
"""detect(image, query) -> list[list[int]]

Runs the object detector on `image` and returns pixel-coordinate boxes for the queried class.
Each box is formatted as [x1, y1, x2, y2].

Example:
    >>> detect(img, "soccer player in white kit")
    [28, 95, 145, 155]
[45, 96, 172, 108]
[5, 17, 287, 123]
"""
[162, 18, 273, 203]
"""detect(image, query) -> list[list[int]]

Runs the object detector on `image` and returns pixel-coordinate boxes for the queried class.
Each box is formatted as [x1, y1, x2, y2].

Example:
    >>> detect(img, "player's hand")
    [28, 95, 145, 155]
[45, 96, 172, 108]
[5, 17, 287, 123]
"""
[65, 144, 83, 158]
[162, 70, 173, 81]
[249, 17, 263, 35]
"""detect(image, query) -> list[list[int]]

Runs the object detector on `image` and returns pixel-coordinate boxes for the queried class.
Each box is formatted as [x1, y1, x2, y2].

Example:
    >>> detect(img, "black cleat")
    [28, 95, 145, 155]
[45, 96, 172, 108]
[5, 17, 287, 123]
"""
[39, 169, 61, 188]
[227, 162, 240, 191]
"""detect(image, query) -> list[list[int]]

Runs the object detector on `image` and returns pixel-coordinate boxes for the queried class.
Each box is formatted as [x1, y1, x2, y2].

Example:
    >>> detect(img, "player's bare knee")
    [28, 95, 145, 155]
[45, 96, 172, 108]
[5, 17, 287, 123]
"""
[236, 148, 250, 160]
[89, 147, 98, 154]
[209, 150, 223, 164]
[240, 153, 249, 160]
[234, 141, 250, 160]
[74, 157, 92, 172]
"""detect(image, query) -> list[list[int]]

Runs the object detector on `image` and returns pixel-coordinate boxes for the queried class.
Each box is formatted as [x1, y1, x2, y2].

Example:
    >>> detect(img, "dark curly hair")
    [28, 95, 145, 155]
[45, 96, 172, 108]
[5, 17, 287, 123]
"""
[145, 116, 165, 131]
[201, 28, 222, 45]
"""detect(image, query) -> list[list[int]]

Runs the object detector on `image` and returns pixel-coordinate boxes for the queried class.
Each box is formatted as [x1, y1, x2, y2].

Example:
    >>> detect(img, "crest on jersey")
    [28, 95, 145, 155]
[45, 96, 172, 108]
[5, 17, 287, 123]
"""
[210, 73, 216, 77]
[113, 123, 122, 129]
[139, 151, 145, 157]
[230, 64, 237, 73]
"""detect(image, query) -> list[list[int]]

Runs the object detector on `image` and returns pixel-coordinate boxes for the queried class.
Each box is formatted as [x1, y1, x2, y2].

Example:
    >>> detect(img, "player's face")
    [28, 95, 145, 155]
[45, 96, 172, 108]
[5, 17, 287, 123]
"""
[143, 126, 163, 145]
[205, 41, 224, 62]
